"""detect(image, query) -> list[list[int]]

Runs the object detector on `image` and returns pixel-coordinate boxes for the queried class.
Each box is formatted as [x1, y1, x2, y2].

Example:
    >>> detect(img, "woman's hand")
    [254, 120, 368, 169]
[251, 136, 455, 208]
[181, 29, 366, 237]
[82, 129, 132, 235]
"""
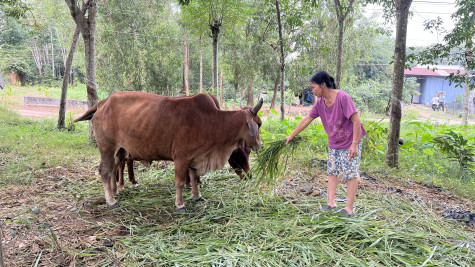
[284, 136, 294, 145]
[349, 142, 358, 159]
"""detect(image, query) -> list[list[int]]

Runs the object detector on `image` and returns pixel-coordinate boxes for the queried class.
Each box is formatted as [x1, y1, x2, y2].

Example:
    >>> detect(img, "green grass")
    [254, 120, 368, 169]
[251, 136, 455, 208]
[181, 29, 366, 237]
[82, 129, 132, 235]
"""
[2, 84, 88, 101]
[0, 105, 97, 186]
[0, 84, 110, 104]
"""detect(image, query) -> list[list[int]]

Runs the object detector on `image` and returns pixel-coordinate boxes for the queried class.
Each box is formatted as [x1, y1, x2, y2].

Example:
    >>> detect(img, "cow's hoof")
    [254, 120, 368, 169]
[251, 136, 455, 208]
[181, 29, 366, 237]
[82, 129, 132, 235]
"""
[176, 206, 187, 213]
[194, 196, 206, 202]
[111, 202, 121, 208]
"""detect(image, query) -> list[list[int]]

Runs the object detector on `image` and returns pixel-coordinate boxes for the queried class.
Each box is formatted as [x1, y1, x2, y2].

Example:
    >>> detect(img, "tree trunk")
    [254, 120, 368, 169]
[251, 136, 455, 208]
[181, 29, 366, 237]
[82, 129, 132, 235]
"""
[335, 18, 344, 88]
[220, 47, 225, 106]
[462, 46, 471, 125]
[462, 75, 469, 125]
[270, 74, 279, 109]
[183, 29, 190, 96]
[385, 0, 412, 168]
[199, 35, 203, 93]
[234, 82, 238, 103]
[240, 78, 246, 108]
[333, 0, 355, 89]
[58, 26, 80, 129]
[31, 39, 42, 76]
[65, 0, 99, 140]
[84, 35, 98, 139]
[211, 23, 220, 92]
[50, 27, 55, 77]
[276, 0, 285, 121]
[246, 79, 254, 107]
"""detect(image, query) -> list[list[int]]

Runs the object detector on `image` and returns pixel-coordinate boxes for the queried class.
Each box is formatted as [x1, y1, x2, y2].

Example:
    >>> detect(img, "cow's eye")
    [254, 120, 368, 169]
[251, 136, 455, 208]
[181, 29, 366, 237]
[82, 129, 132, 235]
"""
[257, 122, 262, 128]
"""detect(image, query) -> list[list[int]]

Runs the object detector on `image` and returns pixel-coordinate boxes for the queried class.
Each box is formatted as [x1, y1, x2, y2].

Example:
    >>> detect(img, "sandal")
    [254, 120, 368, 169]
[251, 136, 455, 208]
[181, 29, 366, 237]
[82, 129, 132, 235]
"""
[338, 209, 354, 217]
[322, 205, 337, 211]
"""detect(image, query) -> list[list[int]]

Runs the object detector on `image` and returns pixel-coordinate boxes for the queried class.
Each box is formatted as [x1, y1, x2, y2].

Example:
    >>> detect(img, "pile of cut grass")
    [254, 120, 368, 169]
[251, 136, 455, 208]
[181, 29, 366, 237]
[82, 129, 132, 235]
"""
[66, 167, 475, 266]
[253, 135, 307, 184]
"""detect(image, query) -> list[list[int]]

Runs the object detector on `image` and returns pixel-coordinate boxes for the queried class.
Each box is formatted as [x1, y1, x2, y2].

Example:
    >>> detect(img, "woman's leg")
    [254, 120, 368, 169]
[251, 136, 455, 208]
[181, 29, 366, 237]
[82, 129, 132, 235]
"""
[327, 175, 338, 207]
[342, 143, 362, 214]
[344, 178, 358, 214]
[326, 148, 340, 207]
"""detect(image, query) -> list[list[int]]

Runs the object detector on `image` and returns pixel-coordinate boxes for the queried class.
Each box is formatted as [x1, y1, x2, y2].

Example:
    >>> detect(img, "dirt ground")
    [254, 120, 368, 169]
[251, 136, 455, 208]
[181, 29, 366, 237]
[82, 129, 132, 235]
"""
[9, 104, 87, 119]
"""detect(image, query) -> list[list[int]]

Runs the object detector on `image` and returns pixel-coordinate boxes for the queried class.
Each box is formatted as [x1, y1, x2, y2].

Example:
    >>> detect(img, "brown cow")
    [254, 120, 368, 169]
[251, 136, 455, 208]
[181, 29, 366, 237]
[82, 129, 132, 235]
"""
[74, 92, 262, 212]
[116, 94, 252, 189]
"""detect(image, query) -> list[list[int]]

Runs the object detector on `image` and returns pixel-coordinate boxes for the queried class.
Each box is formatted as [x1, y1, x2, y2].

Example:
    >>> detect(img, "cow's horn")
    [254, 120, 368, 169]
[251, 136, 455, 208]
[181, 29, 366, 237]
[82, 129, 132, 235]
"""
[251, 98, 263, 115]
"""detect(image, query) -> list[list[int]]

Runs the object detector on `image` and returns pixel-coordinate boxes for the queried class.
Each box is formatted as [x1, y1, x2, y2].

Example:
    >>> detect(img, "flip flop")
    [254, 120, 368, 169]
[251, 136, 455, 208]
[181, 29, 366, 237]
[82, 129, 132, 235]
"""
[322, 205, 337, 211]
[338, 209, 354, 217]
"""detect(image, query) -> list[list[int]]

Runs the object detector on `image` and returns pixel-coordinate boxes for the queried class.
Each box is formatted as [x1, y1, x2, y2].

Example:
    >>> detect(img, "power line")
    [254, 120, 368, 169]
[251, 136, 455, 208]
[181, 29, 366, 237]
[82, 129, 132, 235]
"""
[412, 1, 456, 4]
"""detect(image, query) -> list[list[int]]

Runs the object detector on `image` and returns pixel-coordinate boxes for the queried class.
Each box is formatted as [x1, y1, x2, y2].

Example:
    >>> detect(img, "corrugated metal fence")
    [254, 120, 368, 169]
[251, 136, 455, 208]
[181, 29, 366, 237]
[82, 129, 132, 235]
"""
[445, 102, 475, 117]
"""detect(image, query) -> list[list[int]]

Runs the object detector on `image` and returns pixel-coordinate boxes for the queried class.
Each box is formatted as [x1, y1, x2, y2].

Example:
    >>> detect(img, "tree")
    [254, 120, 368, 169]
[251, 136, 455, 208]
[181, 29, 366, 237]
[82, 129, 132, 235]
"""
[65, 0, 99, 139]
[183, 28, 190, 96]
[96, 0, 182, 95]
[386, 0, 413, 168]
[276, 0, 285, 120]
[333, 0, 356, 89]
[180, 0, 251, 93]
[414, 0, 475, 125]
[58, 26, 80, 129]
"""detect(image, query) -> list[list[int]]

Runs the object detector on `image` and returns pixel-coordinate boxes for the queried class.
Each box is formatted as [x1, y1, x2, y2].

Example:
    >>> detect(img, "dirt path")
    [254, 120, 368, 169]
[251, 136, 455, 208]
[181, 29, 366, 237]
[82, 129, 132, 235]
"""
[9, 104, 87, 118]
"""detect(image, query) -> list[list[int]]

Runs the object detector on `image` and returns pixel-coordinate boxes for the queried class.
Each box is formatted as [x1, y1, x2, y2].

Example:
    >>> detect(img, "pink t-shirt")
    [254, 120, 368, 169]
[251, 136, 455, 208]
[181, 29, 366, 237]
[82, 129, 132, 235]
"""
[309, 90, 366, 149]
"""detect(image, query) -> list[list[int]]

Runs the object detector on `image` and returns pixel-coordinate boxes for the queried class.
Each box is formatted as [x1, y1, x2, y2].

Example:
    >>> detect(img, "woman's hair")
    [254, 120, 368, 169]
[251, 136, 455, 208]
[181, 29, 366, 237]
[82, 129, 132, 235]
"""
[310, 71, 337, 89]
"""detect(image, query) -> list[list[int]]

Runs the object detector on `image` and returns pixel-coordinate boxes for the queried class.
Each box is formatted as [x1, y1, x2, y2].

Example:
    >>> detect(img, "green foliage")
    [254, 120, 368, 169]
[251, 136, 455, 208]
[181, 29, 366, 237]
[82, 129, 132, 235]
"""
[343, 79, 392, 113]
[0, 0, 31, 19]
[361, 119, 387, 162]
[455, 93, 464, 103]
[96, 0, 183, 94]
[432, 130, 475, 172]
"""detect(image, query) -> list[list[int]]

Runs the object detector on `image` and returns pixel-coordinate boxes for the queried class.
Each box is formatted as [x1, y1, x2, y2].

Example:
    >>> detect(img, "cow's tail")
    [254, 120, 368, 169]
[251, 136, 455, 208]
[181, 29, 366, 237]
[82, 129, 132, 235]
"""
[73, 104, 98, 122]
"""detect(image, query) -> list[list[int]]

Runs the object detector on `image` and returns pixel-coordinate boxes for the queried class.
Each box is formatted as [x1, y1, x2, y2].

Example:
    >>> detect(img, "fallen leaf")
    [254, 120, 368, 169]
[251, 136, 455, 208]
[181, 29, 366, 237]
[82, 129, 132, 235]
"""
[32, 243, 40, 253]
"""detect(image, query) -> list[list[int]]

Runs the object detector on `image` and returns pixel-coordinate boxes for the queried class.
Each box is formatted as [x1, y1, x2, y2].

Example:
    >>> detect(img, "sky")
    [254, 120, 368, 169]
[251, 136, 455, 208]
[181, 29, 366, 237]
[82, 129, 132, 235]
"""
[366, 0, 458, 47]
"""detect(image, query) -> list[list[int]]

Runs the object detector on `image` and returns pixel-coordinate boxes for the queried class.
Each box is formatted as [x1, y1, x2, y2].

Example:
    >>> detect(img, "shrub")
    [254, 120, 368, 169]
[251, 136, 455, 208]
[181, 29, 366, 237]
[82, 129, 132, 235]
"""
[431, 130, 475, 173]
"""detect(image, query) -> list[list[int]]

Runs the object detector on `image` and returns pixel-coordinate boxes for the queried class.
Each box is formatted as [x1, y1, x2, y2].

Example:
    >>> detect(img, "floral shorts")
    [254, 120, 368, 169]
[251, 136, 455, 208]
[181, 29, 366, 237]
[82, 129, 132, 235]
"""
[327, 143, 362, 180]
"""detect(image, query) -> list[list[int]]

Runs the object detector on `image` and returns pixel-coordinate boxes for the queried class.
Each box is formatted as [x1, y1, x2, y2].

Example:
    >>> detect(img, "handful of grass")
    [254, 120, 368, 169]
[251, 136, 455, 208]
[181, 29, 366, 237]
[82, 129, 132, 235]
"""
[253, 135, 307, 184]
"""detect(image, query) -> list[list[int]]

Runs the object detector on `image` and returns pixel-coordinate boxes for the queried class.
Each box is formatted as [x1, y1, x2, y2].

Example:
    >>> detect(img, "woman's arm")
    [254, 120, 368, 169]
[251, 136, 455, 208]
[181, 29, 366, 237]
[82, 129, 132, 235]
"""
[349, 113, 361, 159]
[285, 114, 315, 145]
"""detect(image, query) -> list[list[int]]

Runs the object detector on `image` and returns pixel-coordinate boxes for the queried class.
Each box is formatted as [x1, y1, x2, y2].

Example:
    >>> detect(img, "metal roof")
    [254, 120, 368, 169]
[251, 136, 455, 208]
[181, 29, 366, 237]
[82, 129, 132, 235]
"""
[404, 65, 471, 77]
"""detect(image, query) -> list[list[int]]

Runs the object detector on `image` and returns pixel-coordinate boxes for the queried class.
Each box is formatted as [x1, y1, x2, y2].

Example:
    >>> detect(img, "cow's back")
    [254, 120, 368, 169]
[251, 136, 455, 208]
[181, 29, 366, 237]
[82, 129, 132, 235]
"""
[92, 92, 219, 161]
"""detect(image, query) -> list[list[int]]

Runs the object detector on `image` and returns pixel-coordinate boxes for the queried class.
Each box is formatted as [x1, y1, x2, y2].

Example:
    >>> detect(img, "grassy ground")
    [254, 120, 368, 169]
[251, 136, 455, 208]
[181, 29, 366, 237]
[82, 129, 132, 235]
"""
[1, 84, 89, 103]
[0, 105, 474, 266]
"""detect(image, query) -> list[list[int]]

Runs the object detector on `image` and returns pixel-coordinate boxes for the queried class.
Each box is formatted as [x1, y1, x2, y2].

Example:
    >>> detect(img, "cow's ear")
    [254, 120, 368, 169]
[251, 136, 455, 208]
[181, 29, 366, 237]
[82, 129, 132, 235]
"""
[247, 118, 259, 138]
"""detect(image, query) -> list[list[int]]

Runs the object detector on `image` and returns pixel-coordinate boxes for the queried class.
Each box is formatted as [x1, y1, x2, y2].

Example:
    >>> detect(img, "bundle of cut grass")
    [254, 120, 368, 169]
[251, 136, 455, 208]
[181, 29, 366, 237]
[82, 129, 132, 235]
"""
[253, 135, 307, 184]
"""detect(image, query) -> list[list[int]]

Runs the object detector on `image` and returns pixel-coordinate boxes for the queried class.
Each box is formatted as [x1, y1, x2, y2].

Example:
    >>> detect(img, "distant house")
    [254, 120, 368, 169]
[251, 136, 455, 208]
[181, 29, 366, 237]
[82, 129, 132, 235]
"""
[404, 65, 472, 105]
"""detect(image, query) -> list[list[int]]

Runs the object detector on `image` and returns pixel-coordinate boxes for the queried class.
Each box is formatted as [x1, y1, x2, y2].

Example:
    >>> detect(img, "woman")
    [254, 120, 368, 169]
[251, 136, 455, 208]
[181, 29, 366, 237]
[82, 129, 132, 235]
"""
[285, 71, 366, 216]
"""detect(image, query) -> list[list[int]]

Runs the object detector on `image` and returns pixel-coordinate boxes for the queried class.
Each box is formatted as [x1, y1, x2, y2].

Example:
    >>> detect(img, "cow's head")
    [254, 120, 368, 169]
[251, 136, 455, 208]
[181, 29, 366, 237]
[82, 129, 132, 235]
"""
[243, 98, 263, 153]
